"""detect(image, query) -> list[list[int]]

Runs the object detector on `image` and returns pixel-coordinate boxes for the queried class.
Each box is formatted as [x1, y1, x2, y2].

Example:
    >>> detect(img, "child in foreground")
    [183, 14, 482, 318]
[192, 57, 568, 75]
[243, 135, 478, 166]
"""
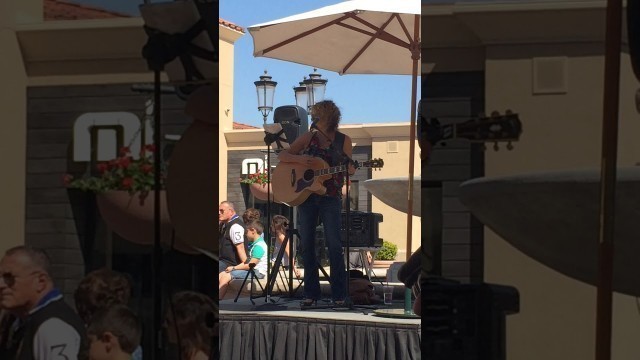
[87, 305, 141, 360]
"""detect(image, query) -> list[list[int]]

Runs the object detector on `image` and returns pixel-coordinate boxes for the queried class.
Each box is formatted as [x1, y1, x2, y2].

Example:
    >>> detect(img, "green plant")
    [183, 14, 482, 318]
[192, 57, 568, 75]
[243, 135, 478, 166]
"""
[374, 240, 397, 261]
[239, 170, 269, 185]
[64, 145, 165, 198]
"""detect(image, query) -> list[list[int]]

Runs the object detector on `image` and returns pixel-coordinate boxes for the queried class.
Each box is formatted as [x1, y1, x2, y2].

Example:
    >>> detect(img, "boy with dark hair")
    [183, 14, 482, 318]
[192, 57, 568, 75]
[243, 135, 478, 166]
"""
[87, 305, 141, 360]
[74, 268, 142, 360]
[218, 220, 268, 299]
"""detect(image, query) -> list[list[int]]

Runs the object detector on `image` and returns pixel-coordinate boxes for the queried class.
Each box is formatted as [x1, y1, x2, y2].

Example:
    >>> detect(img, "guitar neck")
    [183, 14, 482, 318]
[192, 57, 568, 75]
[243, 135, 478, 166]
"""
[315, 165, 347, 177]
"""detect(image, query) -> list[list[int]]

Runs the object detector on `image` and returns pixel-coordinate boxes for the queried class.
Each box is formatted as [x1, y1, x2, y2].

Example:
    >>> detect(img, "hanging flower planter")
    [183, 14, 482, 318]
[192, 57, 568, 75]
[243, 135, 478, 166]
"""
[96, 190, 174, 246]
[65, 145, 196, 252]
[240, 170, 281, 203]
[249, 182, 277, 202]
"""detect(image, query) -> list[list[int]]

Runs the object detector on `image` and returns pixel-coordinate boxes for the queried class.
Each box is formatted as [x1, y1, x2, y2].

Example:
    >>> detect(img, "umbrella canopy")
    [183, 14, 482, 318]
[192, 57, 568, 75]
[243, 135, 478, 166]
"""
[249, 0, 421, 262]
[248, 0, 421, 75]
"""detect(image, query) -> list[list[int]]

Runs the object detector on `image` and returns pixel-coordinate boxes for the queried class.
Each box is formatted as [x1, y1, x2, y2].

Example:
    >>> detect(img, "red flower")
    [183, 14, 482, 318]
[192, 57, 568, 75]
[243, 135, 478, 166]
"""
[144, 144, 156, 153]
[119, 147, 131, 156]
[118, 157, 132, 169]
[63, 174, 73, 185]
[96, 163, 109, 174]
[121, 177, 134, 189]
[141, 164, 153, 174]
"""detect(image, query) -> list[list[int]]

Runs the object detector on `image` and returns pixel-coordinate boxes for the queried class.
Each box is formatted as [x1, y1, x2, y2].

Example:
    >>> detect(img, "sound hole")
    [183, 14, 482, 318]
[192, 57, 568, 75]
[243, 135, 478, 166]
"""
[303, 169, 314, 181]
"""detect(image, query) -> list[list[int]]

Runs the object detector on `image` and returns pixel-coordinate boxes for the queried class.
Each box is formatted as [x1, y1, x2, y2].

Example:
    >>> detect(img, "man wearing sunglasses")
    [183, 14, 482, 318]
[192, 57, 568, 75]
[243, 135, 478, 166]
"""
[218, 201, 248, 275]
[0, 246, 87, 359]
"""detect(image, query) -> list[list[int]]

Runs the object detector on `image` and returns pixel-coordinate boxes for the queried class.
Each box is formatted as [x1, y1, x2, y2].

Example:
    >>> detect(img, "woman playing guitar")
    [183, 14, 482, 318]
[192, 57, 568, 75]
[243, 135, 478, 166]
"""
[277, 100, 356, 308]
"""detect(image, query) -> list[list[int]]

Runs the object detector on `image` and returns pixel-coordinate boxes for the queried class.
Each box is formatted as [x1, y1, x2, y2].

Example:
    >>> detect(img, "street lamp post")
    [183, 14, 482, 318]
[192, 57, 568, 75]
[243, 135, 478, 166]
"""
[253, 70, 278, 302]
[293, 80, 308, 110]
[301, 68, 327, 110]
[255, 70, 277, 124]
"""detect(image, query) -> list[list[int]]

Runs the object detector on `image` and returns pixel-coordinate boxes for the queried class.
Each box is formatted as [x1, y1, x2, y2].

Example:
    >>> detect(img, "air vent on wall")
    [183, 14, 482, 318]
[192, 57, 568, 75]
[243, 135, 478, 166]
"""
[387, 141, 398, 153]
[532, 57, 568, 95]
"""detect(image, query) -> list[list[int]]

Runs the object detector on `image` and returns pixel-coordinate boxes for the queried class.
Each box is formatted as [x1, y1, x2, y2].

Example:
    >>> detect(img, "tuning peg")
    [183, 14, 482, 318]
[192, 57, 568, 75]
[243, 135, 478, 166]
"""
[507, 141, 514, 150]
[505, 109, 513, 116]
[490, 110, 500, 118]
[493, 142, 499, 151]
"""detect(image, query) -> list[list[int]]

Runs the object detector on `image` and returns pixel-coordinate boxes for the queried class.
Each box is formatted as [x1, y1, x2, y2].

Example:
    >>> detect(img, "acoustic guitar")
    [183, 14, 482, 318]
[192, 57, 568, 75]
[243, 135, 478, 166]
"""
[272, 158, 384, 206]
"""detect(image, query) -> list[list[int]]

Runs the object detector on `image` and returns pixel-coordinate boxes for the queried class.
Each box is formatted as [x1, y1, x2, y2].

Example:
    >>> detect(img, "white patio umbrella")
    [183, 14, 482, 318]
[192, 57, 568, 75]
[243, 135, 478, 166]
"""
[248, 0, 421, 261]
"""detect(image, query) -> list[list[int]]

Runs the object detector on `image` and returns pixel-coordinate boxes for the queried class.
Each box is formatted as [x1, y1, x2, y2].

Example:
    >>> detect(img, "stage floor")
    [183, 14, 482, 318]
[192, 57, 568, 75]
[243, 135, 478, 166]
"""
[219, 297, 421, 360]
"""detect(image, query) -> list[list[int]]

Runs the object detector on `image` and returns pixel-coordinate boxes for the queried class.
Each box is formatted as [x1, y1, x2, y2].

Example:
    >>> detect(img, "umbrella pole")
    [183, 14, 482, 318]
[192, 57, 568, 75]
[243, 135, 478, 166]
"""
[595, 0, 623, 359]
[405, 15, 420, 263]
[404, 15, 420, 314]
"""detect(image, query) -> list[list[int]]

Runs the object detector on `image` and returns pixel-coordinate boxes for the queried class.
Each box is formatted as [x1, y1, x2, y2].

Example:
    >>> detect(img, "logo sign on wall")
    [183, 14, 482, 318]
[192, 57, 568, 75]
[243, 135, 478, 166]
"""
[241, 158, 264, 175]
[72, 108, 154, 162]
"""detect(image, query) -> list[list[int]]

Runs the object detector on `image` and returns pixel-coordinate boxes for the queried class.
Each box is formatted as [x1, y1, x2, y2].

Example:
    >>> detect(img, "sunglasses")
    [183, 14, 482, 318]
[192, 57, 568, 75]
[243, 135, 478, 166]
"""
[0, 271, 41, 287]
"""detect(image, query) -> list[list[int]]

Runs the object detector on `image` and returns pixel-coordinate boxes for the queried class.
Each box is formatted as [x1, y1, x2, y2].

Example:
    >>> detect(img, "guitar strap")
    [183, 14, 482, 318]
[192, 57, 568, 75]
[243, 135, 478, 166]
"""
[330, 131, 346, 167]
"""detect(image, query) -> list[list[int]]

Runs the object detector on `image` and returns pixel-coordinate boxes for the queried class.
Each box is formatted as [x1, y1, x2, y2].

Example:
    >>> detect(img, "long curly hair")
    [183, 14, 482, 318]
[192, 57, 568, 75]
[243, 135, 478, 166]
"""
[271, 215, 289, 235]
[242, 208, 261, 224]
[311, 100, 341, 133]
[167, 291, 217, 360]
[74, 268, 132, 324]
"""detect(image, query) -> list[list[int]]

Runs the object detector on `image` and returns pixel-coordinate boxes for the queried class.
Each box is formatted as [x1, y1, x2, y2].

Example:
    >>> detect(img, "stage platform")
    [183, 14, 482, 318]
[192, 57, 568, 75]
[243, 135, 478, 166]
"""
[219, 297, 421, 360]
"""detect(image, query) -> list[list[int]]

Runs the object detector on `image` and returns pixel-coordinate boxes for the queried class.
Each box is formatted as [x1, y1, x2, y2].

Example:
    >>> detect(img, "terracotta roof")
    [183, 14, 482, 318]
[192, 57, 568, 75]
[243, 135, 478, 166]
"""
[44, 0, 130, 21]
[233, 122, 259, 130]
[219, 18, 245, 33]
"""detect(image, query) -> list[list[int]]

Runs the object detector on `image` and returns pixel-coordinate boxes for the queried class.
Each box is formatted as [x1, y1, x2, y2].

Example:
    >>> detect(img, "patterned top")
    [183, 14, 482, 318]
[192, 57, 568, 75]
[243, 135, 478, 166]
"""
[303, 132, 344, 198]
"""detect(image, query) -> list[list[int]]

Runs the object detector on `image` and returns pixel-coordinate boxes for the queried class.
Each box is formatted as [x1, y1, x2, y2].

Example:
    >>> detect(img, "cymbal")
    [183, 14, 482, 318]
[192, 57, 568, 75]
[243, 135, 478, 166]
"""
[459, 167, 640, 296]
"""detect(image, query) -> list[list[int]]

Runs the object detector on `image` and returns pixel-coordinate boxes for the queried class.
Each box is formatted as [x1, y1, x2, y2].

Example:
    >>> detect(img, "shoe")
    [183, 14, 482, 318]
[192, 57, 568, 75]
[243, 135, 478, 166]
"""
[300, 298, 317, 308]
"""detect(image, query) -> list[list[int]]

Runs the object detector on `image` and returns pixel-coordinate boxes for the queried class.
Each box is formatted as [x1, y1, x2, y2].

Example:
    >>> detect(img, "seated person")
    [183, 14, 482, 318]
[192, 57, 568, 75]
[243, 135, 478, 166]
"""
[242, 208, 261, 224]
[270, 215, 301, 278]
[165, 291, 216, 360]
[74, 268, 143, 360]
[87, 305, 141, 360]
[218, 201, 247, 274]
[0, 246, 88, 359]
[218, 220, 268, 299]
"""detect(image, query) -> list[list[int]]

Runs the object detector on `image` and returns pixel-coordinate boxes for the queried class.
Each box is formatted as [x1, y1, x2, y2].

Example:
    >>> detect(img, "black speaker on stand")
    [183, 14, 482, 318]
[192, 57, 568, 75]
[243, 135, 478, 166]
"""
[262, 105, 308, 300]
[274, 105, 309, 144]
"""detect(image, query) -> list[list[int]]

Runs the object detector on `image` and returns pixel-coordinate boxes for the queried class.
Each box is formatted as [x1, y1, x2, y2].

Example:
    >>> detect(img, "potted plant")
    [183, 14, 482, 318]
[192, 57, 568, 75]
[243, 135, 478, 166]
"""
[372, 240, 398, 268]
[64, 145, 174, 246]
[239, 170, 278, 202]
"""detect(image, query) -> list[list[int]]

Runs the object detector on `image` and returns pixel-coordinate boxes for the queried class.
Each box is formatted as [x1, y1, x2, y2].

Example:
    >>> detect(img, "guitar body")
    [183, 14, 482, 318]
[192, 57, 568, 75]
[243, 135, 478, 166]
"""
[272, 159, 332, 206]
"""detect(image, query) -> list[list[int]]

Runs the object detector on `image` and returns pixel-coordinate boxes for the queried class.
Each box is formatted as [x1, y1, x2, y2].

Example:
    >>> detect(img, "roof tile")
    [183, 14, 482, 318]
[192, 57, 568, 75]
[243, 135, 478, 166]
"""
[233, 122, 259, 130]
[44, 0, 130, 20]
[219, 18, 245, 33]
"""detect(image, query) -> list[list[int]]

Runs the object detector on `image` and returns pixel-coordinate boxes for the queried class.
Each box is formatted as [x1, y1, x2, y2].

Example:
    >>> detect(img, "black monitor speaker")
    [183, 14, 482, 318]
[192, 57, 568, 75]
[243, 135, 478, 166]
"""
[340, 211, 383, 248]
[273, 105, 308, 144]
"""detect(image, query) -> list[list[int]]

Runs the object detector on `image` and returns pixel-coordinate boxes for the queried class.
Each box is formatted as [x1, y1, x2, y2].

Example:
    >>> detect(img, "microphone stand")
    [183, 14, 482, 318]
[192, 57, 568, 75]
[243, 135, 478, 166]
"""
[261, 127, 287, 303]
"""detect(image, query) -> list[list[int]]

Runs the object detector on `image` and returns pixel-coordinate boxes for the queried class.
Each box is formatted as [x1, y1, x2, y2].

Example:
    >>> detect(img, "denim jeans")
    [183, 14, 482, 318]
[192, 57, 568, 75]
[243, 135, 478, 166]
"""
[298, 194, 346, 301]
[230, 269, 264, 280]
